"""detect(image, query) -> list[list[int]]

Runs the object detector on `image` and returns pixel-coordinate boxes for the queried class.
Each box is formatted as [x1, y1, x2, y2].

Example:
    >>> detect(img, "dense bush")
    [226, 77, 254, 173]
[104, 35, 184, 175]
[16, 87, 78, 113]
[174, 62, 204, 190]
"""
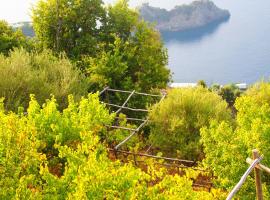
[148, 87, 233, 160]
[0, 48, 88, 111]
[0, 94, 224, 199]
[201, 82, 270, 199]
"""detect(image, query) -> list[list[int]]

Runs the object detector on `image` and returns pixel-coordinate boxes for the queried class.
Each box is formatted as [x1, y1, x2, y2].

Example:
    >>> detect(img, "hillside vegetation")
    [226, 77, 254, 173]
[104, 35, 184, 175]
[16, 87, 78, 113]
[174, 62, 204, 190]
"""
[0, 0, 270, 199]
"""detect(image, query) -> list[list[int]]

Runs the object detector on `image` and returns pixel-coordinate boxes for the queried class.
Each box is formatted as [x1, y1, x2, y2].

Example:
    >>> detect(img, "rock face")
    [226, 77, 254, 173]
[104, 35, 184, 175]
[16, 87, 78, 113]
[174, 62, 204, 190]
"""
[139, 0, 230, 32]
[12, 22, 35, 37]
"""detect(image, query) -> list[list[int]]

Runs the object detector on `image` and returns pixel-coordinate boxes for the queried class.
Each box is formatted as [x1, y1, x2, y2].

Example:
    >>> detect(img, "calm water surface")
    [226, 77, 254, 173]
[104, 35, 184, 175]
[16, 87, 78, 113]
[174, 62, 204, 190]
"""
[165, 0, 270, 84]
[105, 0, 270, 84]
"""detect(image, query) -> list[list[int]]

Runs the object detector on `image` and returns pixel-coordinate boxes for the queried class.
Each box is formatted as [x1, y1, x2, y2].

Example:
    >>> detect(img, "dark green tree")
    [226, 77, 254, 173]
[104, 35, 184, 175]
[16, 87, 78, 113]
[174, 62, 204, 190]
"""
[218, 84, 241, 107]
[32, 0, 170, 93]
[197, 80, 207, 88]
[32, 0, 106, 59]
[87, 1, 170, 92]
[103, 0, 138, 42]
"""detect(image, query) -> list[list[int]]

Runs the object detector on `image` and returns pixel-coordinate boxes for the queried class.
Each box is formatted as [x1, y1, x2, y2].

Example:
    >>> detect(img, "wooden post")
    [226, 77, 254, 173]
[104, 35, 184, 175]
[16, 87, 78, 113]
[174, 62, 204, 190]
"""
[253, 149, 263, 200]
[114, 149, 118, 160]
[133, 153, 137, 166]
[226, 156, 263, 200]
[105, 89, 109, 104]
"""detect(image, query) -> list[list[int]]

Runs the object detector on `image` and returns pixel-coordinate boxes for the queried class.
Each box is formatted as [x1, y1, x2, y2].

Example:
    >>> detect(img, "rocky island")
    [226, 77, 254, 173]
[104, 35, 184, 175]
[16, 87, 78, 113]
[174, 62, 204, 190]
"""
[139, 0, 230, 32]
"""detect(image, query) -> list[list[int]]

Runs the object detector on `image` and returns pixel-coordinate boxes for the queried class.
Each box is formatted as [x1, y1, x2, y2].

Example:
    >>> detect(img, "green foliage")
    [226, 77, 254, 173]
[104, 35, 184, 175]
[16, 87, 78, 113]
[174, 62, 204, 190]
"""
[88, 23, 170, 93]
[148, 87, 233, 160]
[87, 37, 131, 90]
[200, 82, 270, 199]
[104, 113, 141, 149]
[0, 99, 45, 199]
[144, 174, 226, 200]
[126, 21, 170, 92]
[32, 0, 170, 93]
[0, 94, 221, 199]
[32, 0, 106, 59]
[0, 20, 29, 55]
[200, 121, 246, 187]
[197, 80, 207, 88]
[210, 84, 241, 107]
[104, 0, 138, 41]
[27, 93, 114, 149]
[235, 82, 270, 167]
[0, 48, 88, 111]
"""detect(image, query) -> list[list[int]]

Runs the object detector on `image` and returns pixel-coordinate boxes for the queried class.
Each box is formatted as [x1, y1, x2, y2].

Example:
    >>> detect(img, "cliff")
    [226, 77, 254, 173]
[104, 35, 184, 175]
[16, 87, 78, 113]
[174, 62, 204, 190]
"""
[139, 0, 230, 32]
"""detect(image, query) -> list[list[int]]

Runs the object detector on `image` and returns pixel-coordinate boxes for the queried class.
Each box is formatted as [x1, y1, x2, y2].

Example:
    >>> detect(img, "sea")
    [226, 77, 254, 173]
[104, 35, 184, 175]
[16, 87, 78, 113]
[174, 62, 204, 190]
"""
[106, 0, 270, 85]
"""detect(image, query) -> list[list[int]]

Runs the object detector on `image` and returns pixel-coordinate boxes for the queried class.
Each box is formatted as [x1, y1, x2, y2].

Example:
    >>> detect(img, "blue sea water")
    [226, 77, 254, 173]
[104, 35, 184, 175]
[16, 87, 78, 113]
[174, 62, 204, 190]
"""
[106, 0, 270, 84]
[162, 0, 270, 84]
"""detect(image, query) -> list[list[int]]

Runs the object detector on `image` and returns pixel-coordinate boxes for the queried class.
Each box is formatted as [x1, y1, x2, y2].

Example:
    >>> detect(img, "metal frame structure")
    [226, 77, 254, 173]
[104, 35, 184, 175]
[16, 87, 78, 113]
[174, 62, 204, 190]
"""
[99, 87, 213, 190]
[99, 87, 166, 151]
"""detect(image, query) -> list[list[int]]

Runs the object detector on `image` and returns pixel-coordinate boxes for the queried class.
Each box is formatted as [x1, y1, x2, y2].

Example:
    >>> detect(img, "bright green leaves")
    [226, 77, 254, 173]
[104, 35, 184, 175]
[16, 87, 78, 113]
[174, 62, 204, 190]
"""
[87, 22, 170, 92]
[200, 121, 247, 188]
[0, 113, 44, 199]
[27, 93, 114, 149]
[0, 93, 115, 199]
[0, 92, 224, 199]
[200, 82, 270, 199]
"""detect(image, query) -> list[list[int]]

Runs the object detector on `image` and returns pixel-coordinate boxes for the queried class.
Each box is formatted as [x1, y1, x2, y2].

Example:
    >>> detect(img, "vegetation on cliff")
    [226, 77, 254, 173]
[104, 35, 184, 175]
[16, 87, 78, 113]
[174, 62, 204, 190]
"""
[140, 0, 230, 32]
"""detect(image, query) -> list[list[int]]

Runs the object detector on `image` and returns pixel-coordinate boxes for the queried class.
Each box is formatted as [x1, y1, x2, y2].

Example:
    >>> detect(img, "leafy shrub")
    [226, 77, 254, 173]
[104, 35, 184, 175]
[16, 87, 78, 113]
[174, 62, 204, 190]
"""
[148, 87, 233, 160]
[0, 48, 88, 111]
[0, 98, 44, 198]
[0, 93, 223, 199]
[200, 82, 270, 199]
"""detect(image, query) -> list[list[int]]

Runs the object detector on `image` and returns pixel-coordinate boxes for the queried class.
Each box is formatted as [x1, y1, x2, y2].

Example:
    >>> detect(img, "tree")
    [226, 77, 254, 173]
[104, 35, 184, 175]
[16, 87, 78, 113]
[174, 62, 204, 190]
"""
[218, 84, 241, 107]
[0, 20, 28, 55]
[148, 87, 233, 160]
[32, 0, 170, 93]
[88, 24, 170, 92]
[197, 80, 207, 88]
[32, 0, 106, 59]
[103, 0, 138, 42]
